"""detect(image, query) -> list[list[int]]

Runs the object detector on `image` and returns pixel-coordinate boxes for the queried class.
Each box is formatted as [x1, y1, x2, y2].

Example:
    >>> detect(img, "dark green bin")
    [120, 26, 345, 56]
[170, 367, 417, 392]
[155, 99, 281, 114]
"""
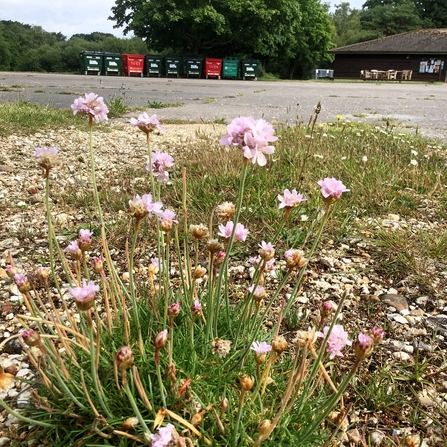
[102, 52, 122, 76]
[164, 57, 182, 78]
[80, 51, 103, 75]
[241, 59, 260, 80]
[145, 55, 164, 77]
[222, 57, 239, 79]
[183, 58, 203, 78]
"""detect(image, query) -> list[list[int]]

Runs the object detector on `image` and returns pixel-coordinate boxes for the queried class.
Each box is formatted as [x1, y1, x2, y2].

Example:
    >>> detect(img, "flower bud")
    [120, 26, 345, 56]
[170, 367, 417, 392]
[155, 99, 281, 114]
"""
[258, 419, 272, 436]
[93, 257, 103, 272]
[214, 251, 226, 267]
[369, 326, 385, 346]
[121, 417, 139, 431]
[354, 333, 374, 361]
[211, 338, 231, 358]
[191, 300, 202, 316]
[272, 336, 288, 354]
[36, 266, 50, 280]
[14, 273, 30, 293]
[22, 329, 41, 347]
[154, 330, 168, 350]
[168, 302, 181, 319]
[189, 224, 209, 240]
[240, 374, 254, 391]
[5, 265, 19, 278]
[207, 239, 224, 254]
[219, 397, 229, 412]
[115, 346, 134, 371]
[259, 242, 275, 262]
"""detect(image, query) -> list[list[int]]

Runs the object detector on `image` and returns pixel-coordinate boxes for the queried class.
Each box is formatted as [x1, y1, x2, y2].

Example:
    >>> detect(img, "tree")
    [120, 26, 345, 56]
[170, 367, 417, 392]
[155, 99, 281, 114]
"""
[0, 23, 11, 70]
[109, 0, 302, 58]
[414, 0, 447, 28]
[359, 0, 422, 36]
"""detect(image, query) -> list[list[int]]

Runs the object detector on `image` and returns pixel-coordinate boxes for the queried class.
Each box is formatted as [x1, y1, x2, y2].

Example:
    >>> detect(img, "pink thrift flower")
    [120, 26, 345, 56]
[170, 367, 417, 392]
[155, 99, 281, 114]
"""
[68, 279, 100, 311]
[248, 284, 266, 300]
[317, 325, 352, 359]
[168, 302, 181, 319]
[150, 423, 174, 447]
[258, 241, 275, 261]
[251, 341, 272, 355]
[64, 240, 82, 260]
[14, 273, 28, 288]
[217, 221, 249, 242]
[158, 209, 177, 232]
[147, 151, 174, 182]
[220, 116, 256, 147]
[33, 146, 60, 174]
[242, 132, 275, 166]
[318, 178, 349, 201]
[148, 257, 159, 275]
[130, 112, 164, 134]
[71, 93, 108, 122]
[192, 300, 202, 315]
[79, 229, 93, 244]
[141, 194, 163, 216]
[278, 189, 307, 209]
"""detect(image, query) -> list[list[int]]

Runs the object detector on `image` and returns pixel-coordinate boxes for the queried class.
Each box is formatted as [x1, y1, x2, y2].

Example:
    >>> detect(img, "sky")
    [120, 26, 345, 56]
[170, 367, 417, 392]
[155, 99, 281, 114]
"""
[0, 0, 366, 39]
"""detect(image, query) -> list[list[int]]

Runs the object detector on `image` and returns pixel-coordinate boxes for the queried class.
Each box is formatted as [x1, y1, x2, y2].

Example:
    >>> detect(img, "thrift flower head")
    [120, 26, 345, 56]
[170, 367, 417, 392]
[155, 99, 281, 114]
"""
[147, 151, 174, 182]
[64, 240, 82, 260]
[214, 251, 226, 267]
[68, 279, 100, 311]
[192, 300, 202, 316]
[168, 302, 181, 319]
[33, 146, 60, 175]
[189, 223, 209, 240]
[251, 341, 272, 355]
[14, 273, 30, 293]
[248, 284, 266, 301]
[217, 201, 236, 220]
[354, 333, 374, 360]
[71, 93, 108, 122]
[154, 330, 168, 350]
[284, 249, 307, 270]
[21, 329, 41, 347]
[78, 229, 93, 251]
[258, 241, 275, 261]
[158, 209, 177, 232]
[150, 423, 174, 447]
[278, 189, 307, 209]
[217, 221, 249, 242]
[5, 265, 19, 278]
[115, 346, 134, 371]
[148, 257, 159, 276]
[220, 116, 277, 166]
[142, 194, 163, 216]
[130, 112, 164, 134]
[211, 338, 232, 358]
[318, 177, 349, 205]
[316, 325, 352, 359]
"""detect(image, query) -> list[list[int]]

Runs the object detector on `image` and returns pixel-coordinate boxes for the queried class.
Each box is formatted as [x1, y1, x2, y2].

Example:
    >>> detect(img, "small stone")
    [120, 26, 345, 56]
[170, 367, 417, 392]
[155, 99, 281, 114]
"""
[0, 165, 14, 172]
[393, 351, 411, 361]
[2, 338, 23, 355]
[424, 315, 447, 336]
[381, 294, 408, 311]
[387, 213, 400, 221]
[387, 313, 408, 324]
[0, 438, 11, 447]
[418, 395, 435, 408]
[369, 431, 385, 446]
[346, 428, 363, 444]
[0, 268, 8, 279]
[410, 308, 424, 317]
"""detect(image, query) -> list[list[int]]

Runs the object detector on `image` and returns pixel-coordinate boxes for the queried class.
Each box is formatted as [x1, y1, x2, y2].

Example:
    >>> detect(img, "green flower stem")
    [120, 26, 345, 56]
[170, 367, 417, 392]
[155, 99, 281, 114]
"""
[211, 162, 249, 342]
[0, 396, 54, 428]
[204, 256, 216, 345]
[232, 389, 247, 447]
[182, 168, 193, 303]
[88, 324, 114, 419]
[88, 122, 104, 226]
[123, 381, 150, 433]
[155, 359, 167, 408]
[283, 204, 331, 317]
[129, 223, 145, 357]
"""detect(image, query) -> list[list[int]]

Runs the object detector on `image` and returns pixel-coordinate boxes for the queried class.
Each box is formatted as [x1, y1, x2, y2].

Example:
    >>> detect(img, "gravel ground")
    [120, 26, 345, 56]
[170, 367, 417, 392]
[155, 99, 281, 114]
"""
[1, 120, 447, 446]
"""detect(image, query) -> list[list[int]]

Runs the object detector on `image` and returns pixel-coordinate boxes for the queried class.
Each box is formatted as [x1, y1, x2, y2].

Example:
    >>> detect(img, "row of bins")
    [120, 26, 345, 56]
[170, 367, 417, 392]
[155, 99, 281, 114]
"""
[80, 51, 259, 80]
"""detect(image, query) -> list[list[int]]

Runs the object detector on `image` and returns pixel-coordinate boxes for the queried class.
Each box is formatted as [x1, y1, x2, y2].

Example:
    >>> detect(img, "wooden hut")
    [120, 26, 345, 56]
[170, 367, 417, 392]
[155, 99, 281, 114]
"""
[330, 29, 447, 82]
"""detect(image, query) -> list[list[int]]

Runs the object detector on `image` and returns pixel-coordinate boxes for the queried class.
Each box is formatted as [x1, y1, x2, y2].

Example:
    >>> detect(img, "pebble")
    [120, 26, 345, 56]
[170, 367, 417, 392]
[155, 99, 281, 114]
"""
[387, 313, 408, 324]
[369, 431, 385, 446]
[393, 351, 412, 361]
[381, 294, 409, 311]
[0, 438, 11, 447]
[2, 338, 23, 354]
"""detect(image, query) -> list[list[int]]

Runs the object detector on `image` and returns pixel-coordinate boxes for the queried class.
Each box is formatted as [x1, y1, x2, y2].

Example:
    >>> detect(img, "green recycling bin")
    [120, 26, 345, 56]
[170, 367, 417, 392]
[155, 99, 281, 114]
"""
[102, 52, 122, 76]
[80, 51, 103, 75]
[241, 59, 260, 80]
[183, 58, 203, 78]
[145, 55, 164, 77]
[222, 57, 239, 79]
[164, 57, 182, 78]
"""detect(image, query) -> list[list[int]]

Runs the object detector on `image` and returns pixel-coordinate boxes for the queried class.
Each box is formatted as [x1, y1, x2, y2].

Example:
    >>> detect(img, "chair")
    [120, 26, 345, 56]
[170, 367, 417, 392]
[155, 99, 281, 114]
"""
[402, 70, 413, 80]
[387, 70, 397, 80]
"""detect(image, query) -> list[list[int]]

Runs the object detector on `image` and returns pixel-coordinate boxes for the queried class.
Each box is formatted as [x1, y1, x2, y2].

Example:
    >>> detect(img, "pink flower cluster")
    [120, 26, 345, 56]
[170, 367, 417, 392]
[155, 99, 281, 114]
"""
[147, 151, 174, 183]
[71, 93, 109, 122]
[278, 189, 307, 209]
[318, 178, 349, 201]
[130, 112, 164, 134]
[150, 423, 174, 447]
[220, 116, 277, 166]
[68, 279, 100, 311]
[316, 325, 352, 359]
[218, 221, 249, 242]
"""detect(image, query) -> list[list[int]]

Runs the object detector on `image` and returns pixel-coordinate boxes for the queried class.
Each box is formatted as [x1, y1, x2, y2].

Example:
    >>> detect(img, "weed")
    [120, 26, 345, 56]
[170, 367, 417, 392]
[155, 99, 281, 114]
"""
[214, 116, 226, 124]
[203, 97, 216, 104]
[147, 101, 184, 109]
[106, 94, 128, 118]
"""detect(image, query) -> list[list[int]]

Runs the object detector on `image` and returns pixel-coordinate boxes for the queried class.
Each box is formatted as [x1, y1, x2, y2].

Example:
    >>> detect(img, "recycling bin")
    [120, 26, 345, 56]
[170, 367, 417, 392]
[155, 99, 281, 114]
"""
[122, 54, 145, 77]
[183, 58, 203, 78]
[80, 51, 103, 75]
[102, 52, 122, 76]
[145, 55, 164, 77]
[241, 59, 260, 80]
[204, 58, 222, 79]
[164, 57, 182, 77]
[222, 57, 239, 79]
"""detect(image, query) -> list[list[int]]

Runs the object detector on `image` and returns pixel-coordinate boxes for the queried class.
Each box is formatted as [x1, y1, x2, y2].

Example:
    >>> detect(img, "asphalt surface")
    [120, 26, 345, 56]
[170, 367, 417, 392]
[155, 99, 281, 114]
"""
[1, 72, 447, 140]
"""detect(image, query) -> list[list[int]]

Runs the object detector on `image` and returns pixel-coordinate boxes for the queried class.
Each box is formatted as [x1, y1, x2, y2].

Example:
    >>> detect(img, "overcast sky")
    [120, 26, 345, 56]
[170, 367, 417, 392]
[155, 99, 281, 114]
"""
[1, 0, 366, 39]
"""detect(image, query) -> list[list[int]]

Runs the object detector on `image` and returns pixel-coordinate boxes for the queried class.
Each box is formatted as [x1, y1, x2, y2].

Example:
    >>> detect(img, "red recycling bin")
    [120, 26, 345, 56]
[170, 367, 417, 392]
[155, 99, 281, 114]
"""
[122, 54, 145, 77]
[204, 58, 222, 79]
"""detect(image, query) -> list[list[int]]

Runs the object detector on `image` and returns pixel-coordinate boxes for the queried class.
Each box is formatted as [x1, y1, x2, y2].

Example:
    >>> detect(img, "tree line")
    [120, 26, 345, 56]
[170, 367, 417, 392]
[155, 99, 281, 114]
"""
[0, 0, 445, 79]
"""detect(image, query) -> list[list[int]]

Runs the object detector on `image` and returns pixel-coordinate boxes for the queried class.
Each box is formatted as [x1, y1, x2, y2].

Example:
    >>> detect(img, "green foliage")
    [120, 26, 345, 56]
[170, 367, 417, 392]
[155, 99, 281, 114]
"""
[106, 94, 128, 118]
